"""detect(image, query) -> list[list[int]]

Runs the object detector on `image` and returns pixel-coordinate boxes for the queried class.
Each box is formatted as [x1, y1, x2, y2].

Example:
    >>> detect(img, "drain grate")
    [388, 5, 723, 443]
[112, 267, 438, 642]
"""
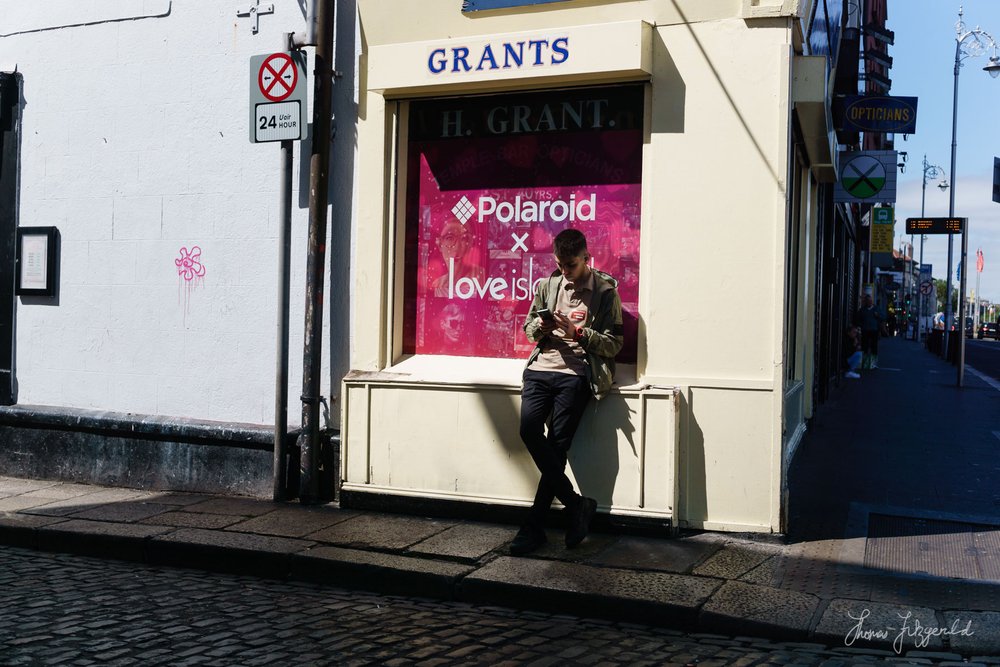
[865, 513, 1000, 582]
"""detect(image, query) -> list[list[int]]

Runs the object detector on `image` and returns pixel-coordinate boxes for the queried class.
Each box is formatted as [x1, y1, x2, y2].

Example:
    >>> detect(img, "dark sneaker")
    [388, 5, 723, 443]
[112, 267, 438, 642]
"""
[509, 524, 547, 556]
[565, 496, 597, 548]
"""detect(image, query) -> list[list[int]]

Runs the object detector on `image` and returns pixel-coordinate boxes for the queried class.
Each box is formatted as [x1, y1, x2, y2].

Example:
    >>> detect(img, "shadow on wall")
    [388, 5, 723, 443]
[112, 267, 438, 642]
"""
[288, 0, 358, 423]
[568, 393, 633, 509]
[477, 390, 521, 451]
[325, 0, 360, 416]
[651, 27, 685, 135]
[474, 382, 634, 513]
[668, 0, 782, 188]
[680, 390, 707, 526]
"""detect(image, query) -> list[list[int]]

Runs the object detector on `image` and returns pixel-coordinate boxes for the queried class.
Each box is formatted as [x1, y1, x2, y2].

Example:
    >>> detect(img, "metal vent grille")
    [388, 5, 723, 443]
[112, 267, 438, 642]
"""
[865, 513, 1000, 581]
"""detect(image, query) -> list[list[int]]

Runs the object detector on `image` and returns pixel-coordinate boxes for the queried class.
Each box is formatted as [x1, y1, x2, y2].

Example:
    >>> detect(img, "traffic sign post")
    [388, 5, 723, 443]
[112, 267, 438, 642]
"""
[252, 46, 309, 500]
[870, 206, 895, 253]
[993, 157, 1000, 204]
[249, 51, 308, 143]
[869, 205, 895, 270]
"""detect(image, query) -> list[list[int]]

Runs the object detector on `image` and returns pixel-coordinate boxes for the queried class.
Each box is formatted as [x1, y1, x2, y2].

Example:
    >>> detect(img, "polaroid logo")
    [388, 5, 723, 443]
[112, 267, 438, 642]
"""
[452, 196, 476, 225]
[477, 193, 596, 224]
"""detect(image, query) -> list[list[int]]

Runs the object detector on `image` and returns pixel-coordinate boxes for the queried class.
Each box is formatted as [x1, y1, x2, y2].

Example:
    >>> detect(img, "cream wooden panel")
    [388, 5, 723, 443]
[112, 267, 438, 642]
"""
[344, 385, 371, 484]
[358, 0, 742, 48]
[342, 381, 679, 519]
[367, 21, 652, 96]
[680, 386, 777, 531]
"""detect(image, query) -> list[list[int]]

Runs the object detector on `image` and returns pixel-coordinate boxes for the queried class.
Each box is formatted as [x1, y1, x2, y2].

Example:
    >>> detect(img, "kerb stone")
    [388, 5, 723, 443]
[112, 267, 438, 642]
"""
[291, 545, 473, 599]
[700, 581, 819, 640]
[461, 556, 720, 627]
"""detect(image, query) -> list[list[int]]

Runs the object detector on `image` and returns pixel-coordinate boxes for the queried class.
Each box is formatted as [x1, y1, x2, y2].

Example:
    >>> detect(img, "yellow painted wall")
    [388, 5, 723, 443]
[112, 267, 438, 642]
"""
[349, 0, 801, 532]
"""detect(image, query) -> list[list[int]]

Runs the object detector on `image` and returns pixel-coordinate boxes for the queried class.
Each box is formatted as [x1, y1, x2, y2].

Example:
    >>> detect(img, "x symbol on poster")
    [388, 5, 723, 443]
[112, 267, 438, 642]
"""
[511, 233, 528, 252]
[847, 163, 879, 194]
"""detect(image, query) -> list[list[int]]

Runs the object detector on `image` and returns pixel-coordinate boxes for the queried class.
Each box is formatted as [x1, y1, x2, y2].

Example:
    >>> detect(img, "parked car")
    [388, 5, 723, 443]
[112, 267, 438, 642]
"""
[946, 315, 971, 334]
[978, 322, 999, 340]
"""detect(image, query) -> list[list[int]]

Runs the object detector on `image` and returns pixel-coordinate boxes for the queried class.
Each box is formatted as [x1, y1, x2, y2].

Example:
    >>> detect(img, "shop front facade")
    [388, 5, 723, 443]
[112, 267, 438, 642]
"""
[342, 0, 837, 533]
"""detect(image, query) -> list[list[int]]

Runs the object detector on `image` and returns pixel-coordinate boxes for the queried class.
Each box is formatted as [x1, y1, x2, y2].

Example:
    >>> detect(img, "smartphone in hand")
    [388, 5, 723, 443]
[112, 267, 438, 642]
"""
[537, 308, 554, 322]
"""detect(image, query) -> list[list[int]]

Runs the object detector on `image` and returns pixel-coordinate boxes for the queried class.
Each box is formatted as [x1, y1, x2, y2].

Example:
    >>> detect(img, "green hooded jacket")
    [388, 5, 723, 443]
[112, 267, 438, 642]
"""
[522, 269, 624, 399]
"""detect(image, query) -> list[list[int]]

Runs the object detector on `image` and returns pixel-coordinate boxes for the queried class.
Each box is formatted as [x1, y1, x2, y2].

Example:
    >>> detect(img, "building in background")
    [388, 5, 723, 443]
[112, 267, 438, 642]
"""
[340, 0, 861, 533]
[1, 0, 887, 534]
[0, 1, 358, 495]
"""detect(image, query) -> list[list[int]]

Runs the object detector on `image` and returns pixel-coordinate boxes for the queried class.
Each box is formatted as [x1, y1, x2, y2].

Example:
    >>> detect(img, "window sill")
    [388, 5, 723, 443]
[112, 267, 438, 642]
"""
[344, 355, 640, 391]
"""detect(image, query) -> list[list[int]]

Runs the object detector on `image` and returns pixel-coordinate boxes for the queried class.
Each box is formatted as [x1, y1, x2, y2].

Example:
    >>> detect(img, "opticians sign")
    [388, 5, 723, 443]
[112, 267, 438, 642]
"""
[835, 95, 918, 135]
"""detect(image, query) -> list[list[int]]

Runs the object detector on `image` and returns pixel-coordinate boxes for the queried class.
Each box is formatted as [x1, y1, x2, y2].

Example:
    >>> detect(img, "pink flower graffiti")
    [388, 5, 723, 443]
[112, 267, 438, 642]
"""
[175, 246, 206, 281]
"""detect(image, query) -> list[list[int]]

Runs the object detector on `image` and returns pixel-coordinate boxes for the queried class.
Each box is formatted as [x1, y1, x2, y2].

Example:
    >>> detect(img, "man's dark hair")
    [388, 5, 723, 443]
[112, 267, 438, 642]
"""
[553, 229, 587, 258]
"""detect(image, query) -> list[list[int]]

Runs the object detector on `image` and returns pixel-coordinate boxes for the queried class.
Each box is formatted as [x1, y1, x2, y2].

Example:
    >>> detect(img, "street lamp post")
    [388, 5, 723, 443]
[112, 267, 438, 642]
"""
[900, 239, 913, 336]
[945, 6, 1000, 387]
[918, 155, 947, 340]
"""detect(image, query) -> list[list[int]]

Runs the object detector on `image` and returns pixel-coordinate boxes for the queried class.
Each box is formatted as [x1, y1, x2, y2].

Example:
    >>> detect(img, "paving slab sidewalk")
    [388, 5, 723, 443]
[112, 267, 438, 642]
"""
[2, 340, 1000, 657]
[2, 470, 1000, 659]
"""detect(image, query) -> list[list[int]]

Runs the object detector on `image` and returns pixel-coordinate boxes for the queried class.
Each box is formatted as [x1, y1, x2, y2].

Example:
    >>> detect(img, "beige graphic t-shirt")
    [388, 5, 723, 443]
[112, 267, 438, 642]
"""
[526, 273, 594, 376]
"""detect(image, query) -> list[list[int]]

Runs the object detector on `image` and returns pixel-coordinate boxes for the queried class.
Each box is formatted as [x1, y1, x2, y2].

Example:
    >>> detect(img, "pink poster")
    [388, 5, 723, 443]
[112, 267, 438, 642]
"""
[402, 85, 643, 362]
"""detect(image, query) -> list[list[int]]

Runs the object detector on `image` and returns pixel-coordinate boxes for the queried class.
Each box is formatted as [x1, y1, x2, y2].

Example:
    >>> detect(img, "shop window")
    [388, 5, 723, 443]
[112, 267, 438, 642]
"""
[400, 85, 643, 362]
[784, 141, 805, 383]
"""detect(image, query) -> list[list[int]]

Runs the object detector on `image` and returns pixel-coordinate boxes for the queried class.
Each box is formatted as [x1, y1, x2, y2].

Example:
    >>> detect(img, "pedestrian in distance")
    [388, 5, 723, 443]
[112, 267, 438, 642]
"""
[510, 229, 624, 556]
[844, 326, 862, 379]
[854, 294, 883, 370]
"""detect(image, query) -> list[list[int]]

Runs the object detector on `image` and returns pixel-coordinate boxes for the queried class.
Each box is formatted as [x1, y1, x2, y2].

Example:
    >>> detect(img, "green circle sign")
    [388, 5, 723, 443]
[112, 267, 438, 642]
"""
[842, 155, 886, 199]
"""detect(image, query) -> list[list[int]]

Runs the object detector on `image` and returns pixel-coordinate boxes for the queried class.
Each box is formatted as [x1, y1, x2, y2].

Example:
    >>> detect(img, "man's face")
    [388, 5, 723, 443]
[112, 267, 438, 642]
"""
[864, 295, 873, 307]
[554, 252, 590, 283]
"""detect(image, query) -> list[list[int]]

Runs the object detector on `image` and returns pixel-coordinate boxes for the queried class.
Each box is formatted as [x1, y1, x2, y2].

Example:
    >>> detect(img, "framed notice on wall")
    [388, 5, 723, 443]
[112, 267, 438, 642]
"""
[16, 226, 58, 297]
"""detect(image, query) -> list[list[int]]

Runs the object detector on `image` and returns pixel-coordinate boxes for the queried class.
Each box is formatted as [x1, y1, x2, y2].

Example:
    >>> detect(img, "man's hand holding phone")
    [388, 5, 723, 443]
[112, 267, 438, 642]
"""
[537, 308, 580, 340]
[551, 311, 579, 341]
[536, 308, 557, 334]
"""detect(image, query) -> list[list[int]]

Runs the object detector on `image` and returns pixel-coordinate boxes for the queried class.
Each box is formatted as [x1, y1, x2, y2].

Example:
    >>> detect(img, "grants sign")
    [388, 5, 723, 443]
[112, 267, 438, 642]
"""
[428, 37, 569, 75]
[366, 22, 652, 93]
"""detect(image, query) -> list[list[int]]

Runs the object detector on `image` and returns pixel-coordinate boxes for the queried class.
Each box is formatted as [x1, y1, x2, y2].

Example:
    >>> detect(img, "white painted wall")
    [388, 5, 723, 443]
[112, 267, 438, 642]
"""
[0, 1, 358, 426]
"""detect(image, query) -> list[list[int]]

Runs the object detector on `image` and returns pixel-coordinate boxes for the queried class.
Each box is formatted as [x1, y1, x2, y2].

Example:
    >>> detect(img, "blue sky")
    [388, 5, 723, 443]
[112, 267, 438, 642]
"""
[889, 0, 1000, 304]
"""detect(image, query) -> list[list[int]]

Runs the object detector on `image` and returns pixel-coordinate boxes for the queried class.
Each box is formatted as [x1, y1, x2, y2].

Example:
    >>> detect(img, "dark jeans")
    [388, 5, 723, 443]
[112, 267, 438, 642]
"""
[519, 370, 592, 527]
[861, 330, 879, 355]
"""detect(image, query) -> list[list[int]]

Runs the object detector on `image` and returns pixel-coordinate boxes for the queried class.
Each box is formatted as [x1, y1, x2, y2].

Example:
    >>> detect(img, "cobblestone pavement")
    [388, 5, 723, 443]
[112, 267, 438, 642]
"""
[0, 547, 968, 666]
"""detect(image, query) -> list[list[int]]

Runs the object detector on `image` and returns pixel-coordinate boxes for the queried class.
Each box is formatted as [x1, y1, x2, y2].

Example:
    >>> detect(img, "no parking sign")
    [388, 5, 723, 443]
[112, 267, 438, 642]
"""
[249, 51, 308, 143]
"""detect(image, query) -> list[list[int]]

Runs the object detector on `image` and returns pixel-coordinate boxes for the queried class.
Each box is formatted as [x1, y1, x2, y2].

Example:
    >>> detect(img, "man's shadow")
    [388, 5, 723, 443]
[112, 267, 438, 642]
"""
[566, 394, 636, 510]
